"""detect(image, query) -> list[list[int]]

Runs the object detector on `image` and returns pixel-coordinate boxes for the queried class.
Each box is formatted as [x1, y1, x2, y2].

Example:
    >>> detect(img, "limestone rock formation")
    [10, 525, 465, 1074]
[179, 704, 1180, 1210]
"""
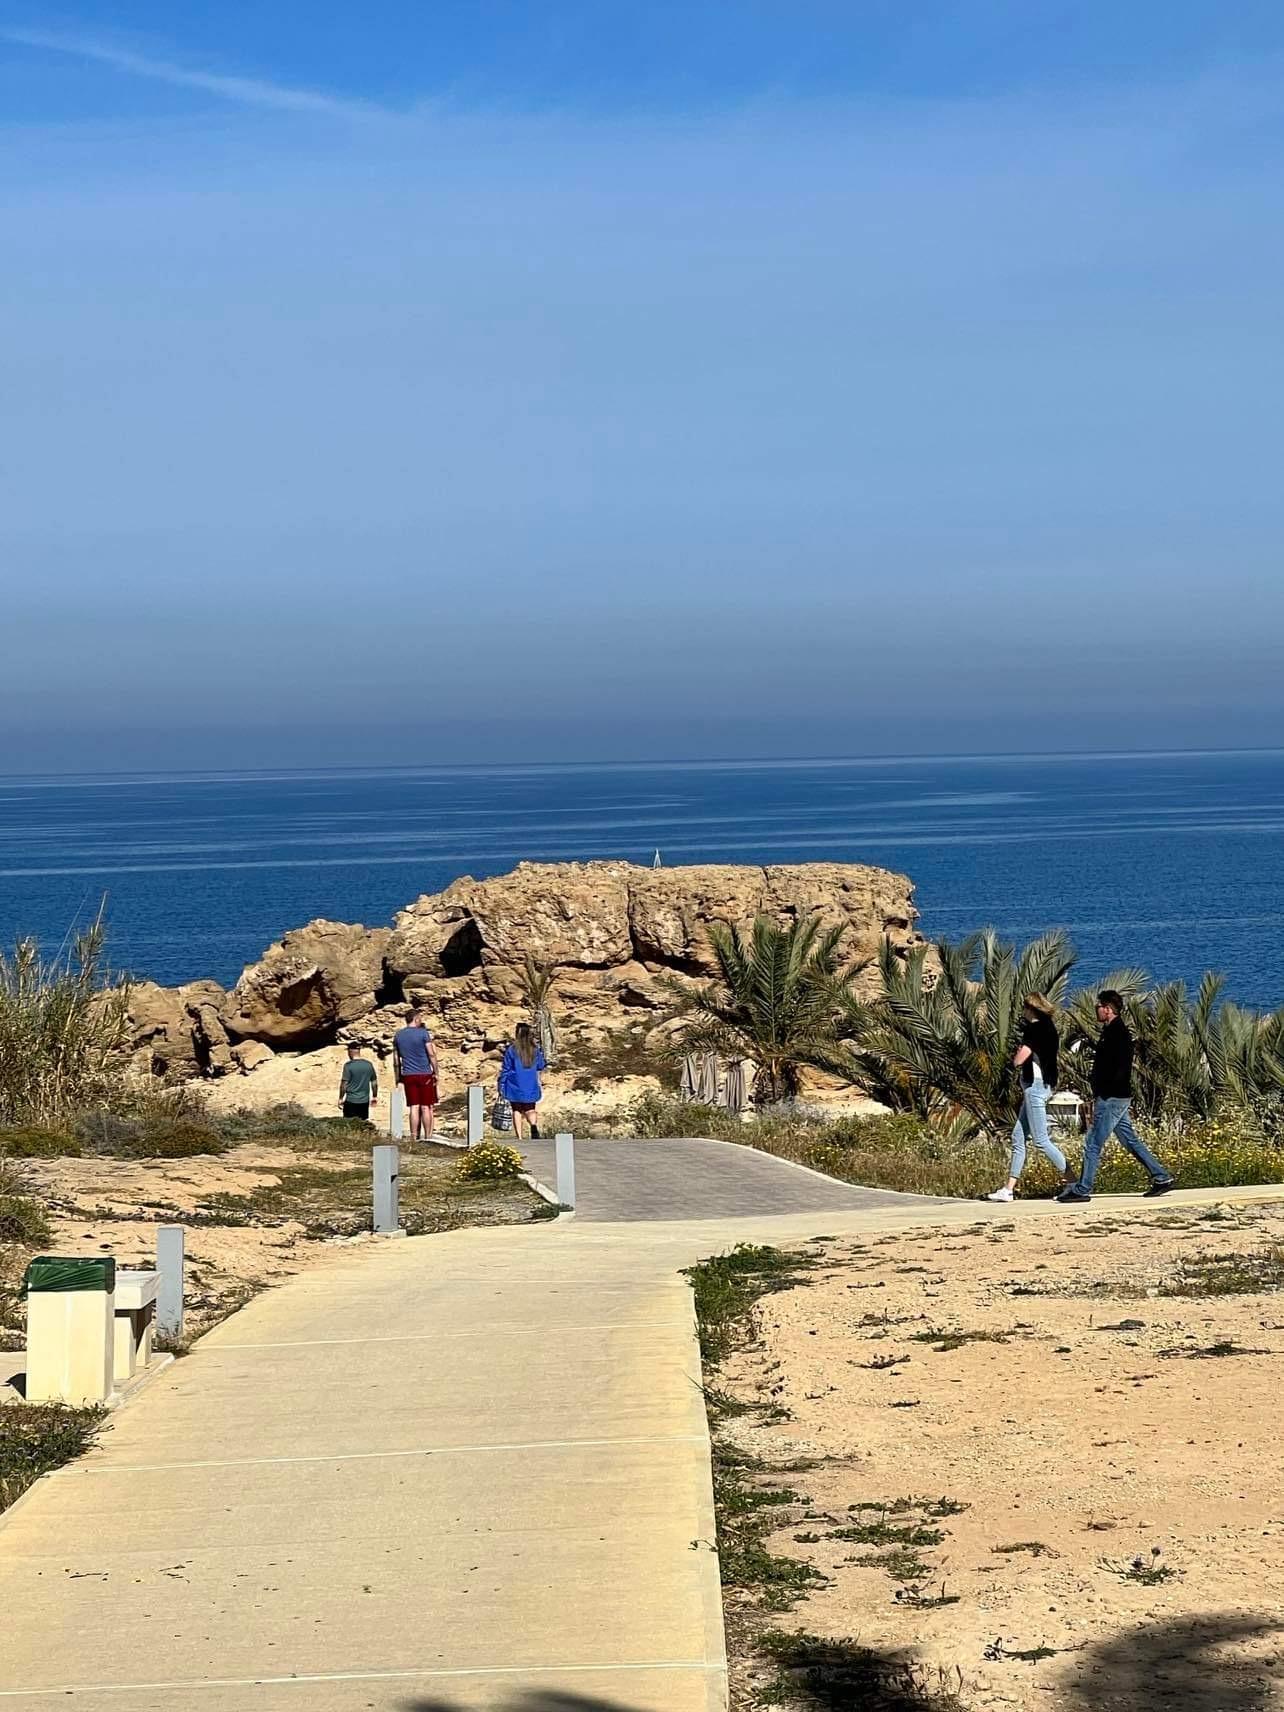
[123, 979, 230, 1079]
[386, 865, 634, 990]
[225, 920, 391, 1048]
[191, 1001, 235, 1076]
[230, 1040, 274, 1074]
[125, 860, 922, 1091]
[387, 859, 918, 997]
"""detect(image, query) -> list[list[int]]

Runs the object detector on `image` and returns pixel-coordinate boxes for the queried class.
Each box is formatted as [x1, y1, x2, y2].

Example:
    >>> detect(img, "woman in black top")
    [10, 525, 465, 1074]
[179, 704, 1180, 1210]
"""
[987, 993, 1074, 1202]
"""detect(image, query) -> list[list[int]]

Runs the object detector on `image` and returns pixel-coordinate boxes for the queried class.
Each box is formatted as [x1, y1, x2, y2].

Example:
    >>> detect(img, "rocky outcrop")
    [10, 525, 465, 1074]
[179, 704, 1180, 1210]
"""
[123, 979, 231, 1079]
[225, 920, 391, 1048]
[123, 860, 922, 1085]
[388, 860, 917, 995]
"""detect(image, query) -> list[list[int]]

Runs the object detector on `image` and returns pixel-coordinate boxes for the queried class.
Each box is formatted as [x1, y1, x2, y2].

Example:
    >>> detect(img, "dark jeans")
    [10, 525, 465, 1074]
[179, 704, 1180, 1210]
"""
[1077, 1097, 1170, 1191]
[342, 1102, 370, 1121]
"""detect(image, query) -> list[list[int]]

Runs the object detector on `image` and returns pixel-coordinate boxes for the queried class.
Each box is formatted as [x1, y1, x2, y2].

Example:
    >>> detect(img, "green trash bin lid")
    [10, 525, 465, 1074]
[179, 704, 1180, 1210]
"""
[20, 1256, 116, 1297]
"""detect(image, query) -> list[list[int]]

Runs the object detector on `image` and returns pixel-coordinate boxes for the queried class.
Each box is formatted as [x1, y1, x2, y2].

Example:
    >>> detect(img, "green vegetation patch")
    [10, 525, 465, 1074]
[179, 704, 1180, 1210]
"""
[1158, 1340, 1270, 1359]
[458, 1142, 525, 1181]
[0, 1402, 104, 1513]
[908, 1327, 1014, 1353]
[755, 1628, 968, 1710]
[0, 1125, 80, 1160]
[1160, 1243, 1284, 1298]
[827, 1519, 944, 1548]
[683, 1243, 814, 1364]
[712, 1443, 827, 1611]
[0, 1163, 50, 1248]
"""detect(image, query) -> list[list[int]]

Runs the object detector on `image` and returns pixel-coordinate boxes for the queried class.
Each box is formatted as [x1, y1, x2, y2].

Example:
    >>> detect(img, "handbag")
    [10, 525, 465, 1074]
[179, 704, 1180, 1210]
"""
[491, 1096, 513, 1133]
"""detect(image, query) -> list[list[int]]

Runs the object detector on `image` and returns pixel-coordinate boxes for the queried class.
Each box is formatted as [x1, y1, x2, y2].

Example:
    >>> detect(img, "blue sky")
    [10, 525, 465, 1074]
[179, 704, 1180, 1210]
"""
[2, 3, 1283, 769]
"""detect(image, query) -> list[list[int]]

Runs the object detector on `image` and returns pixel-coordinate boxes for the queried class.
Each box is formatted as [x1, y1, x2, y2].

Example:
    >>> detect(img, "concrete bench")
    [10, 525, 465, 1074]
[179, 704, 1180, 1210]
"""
[113, 1269, 160, 1385]
[1047, 1091, 1084, 1133]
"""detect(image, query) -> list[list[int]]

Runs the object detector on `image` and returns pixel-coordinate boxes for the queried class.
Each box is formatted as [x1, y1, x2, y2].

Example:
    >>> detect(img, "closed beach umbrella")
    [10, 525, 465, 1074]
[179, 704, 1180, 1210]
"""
[680, 1053, 700, 1102]
[725, 1058, 748, 1115]
[695, 1052, 719, 1105]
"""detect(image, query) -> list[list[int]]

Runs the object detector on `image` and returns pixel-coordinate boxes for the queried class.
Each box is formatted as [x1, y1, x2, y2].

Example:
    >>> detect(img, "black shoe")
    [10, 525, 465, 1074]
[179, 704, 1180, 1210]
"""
[1143, 1178, 1175, 1197]
[530, 1123, 541, 1140]
[1056, 1186, 1091, 1203]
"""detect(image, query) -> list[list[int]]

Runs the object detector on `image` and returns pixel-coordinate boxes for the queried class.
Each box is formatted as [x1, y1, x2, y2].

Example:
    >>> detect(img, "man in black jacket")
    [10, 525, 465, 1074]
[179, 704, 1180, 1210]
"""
[1057, 990, 1175, 1203]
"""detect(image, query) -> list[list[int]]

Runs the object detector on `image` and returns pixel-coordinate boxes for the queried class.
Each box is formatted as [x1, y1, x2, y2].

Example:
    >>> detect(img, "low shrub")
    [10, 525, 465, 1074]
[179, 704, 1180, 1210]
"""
[0, 1402, 104, 1513]
[213, 1103, 365, 1145]
[0, 1165, 51, 1247]
[0, 916, 132, 1126]
[617, 1092, 1284, 1197]
[0, 1124, 79, 1159]
[74, 1110, 229, 1159]
[458, 1142, 525, 1181]
[0, 1195, 50, 1248]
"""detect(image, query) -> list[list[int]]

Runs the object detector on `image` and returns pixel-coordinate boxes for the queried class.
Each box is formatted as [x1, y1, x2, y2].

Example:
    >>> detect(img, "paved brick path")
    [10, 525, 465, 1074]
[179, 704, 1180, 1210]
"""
[519, 1135, 936, 1221]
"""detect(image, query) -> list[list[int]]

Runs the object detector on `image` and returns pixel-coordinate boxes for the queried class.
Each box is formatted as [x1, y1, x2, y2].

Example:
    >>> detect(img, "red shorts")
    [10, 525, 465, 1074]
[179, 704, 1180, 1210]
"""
[402, 1073, 437, 1107]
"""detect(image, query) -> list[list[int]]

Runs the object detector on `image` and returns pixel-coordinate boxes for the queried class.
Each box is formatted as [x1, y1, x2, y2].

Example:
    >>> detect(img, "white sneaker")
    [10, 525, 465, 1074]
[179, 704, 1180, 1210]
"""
[986, 1186, 1014, 1202]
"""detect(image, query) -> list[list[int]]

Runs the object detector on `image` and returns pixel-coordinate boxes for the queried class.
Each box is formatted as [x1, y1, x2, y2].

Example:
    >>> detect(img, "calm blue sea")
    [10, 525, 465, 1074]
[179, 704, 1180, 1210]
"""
[1, 751, 1282, 1007]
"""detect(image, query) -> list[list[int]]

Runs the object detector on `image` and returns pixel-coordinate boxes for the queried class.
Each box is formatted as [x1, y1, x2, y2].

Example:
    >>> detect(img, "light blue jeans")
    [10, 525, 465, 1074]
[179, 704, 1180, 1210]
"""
[1077, 1096, 1171, 1191]
[1009, 1076, 1067, 1179]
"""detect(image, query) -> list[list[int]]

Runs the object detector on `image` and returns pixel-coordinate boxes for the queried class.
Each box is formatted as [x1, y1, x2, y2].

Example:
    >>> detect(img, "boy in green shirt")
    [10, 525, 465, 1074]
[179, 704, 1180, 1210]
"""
[338, 1045, 378, 1121]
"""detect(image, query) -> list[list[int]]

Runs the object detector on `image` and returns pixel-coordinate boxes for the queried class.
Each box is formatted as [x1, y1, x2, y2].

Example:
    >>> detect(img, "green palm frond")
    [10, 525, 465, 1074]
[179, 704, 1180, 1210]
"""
[664, 911, 867, 1102]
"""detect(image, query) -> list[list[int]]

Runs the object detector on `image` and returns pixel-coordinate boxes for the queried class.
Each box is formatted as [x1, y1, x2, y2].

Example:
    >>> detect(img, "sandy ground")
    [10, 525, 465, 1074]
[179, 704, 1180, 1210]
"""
[0, 1149, 366, 1382]
[721, 1199, 1284, 1711]
[0, 1140, 541, 1393]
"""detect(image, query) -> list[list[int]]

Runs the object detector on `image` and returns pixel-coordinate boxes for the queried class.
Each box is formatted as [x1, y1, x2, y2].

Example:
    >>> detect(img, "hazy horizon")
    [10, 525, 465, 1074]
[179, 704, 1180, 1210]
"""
[6, 741, 1284, 785]
[4, 3, 1284, 771]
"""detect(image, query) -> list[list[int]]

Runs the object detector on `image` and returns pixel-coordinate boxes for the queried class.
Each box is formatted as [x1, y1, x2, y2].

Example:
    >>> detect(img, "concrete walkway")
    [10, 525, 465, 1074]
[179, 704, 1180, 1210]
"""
[1, 1144, 1278, 1710]
[520, 1135, 934, 1221]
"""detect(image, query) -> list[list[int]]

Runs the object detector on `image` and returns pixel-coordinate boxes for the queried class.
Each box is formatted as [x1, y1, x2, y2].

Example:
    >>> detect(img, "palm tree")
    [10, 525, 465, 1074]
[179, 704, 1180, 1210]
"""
[665, 913, 865, 1105]
[848, 929, 1077, 1139]
[517, 955, 558, 1065]
[1060, 971, 1284, 1123]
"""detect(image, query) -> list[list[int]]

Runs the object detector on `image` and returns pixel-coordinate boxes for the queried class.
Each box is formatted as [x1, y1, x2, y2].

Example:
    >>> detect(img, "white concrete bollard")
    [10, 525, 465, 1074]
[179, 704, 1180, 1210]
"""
[466, 1083, 485, 1147]
[373, 1144, 400, 1234]
[389, 1086, 406, 1140]
[555, 1132, 576, 1210]
[156, 1225, 185, 1339]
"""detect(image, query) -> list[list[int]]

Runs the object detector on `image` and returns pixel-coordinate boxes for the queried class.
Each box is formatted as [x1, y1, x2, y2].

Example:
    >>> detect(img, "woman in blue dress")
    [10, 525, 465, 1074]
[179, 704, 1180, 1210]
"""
[499, 1022, 547, 1141]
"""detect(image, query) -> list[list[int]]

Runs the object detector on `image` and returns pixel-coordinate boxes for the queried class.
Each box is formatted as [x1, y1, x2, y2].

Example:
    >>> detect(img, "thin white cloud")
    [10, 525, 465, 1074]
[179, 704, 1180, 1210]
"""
[2, 26, 385, 119]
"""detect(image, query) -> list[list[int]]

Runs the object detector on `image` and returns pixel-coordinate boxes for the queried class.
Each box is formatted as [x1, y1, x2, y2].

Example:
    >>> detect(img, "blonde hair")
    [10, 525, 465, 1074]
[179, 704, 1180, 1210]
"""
[1023, 992, 1055, 1018]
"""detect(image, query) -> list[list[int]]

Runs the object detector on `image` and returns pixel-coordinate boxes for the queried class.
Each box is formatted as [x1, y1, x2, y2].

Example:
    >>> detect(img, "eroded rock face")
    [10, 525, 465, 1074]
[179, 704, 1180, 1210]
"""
[126, 860, 921, 1081]
[386, 864, 634, 988]
[387, 860, 919, 998]
[626, 867, 762, 973]
[123, 979, 229, 1079]
[225, 920, 391, 1047]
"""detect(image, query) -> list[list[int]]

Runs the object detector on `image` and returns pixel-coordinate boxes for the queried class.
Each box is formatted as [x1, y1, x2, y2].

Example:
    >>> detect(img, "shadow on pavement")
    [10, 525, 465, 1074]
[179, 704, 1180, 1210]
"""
[398, 1694, 649, 1711]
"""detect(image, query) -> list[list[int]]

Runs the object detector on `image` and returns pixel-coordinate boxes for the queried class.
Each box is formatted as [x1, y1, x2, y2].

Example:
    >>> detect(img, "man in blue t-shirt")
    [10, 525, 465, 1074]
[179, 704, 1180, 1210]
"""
[393, 1006, 439, 1141]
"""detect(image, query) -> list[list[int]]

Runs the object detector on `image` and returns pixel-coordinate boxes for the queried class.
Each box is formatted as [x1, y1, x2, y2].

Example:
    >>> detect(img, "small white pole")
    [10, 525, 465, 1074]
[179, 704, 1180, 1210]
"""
[373, 1144, 400, 1234]
[156, 1226, 185, 1339]
[554, 1132, 576, 1210]
[389, 1086, 406, 1140]
[466, 1083, 484, 1148]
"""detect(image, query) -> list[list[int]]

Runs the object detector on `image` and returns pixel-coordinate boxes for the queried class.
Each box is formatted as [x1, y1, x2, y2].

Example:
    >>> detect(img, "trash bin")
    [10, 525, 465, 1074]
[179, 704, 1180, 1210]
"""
[22, 1256, 116, 1405]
